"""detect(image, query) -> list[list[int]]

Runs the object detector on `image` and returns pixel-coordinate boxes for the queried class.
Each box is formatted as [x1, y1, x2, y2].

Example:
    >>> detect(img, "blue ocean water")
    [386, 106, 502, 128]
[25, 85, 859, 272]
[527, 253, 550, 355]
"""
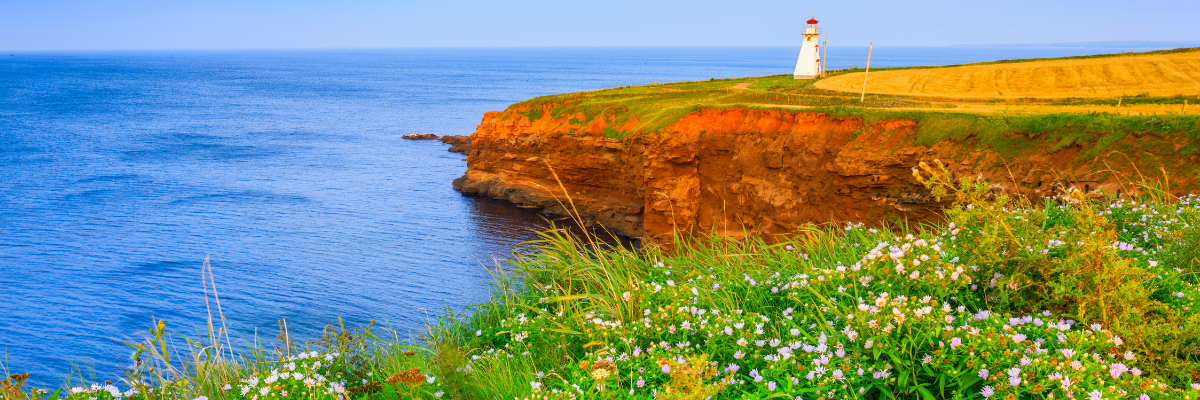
[0, 46, 1130, 385]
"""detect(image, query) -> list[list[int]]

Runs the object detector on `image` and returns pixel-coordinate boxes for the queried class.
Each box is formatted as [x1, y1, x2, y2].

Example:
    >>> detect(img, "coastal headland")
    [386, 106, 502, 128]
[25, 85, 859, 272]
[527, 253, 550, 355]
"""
[454, 48, 1200, 241]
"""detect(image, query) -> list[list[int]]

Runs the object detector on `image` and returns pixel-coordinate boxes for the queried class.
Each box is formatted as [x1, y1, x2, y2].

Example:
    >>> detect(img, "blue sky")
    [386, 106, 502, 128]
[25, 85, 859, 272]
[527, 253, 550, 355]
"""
[2, 0, 1198, 51]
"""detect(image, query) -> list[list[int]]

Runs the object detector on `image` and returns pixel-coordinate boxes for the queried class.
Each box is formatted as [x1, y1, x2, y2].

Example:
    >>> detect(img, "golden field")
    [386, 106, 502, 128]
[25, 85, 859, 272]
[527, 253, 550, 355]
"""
[814, 48, 1200, 99]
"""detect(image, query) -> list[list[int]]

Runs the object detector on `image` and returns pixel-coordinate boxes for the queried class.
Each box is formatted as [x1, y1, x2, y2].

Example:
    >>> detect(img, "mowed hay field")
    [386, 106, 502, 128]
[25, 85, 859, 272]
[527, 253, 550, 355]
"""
[815, 48, 1200, 99]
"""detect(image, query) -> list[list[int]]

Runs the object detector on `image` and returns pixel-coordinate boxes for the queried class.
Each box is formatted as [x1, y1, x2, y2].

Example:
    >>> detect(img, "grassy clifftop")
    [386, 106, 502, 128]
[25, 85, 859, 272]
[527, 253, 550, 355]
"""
[507, 48, 1200, 145]
[501, 52, 1200, 184]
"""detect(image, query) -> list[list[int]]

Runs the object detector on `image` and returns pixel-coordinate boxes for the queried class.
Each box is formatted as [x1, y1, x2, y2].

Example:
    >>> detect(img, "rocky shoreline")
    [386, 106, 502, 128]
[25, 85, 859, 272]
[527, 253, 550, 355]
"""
[403, 133, 472, 155]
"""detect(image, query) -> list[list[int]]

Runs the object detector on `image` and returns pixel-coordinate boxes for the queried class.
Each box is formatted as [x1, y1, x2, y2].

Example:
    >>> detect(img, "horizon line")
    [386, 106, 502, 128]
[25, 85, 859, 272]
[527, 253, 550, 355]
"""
[3, 40, 1199, 54]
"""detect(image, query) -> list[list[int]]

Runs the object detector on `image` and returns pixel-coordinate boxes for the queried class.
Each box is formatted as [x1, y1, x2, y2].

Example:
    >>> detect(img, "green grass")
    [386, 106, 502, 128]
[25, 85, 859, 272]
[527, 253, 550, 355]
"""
[7, 167, 1200, 400]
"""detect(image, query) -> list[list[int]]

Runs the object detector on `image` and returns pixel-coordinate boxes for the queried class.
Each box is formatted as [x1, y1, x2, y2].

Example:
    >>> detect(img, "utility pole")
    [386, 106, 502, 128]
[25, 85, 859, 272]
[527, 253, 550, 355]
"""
[861, 42, 874, 103]
[821, 34, 829, 77]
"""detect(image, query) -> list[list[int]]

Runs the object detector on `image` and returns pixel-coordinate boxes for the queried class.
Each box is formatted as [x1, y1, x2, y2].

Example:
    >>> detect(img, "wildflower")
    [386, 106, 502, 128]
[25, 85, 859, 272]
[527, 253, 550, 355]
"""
[767, 381, 776, 391]
[1109, 363, 1128, 379]
[1007, 367, 1022, 386]
[981, 386, 995, 398]
[1089, 390, 1103, 400]
[194, 396, 208, 400]
[1061, 376, 1074, 391]
[979, 369, 989, 379]
[950, 337, 962, 349]
[734, 350, 745, 359]
[1140, 394, 1150, 400]
[1011, 334, 1026, 343]
[661, 364, 670, 374]
[591, 368, 611, 380]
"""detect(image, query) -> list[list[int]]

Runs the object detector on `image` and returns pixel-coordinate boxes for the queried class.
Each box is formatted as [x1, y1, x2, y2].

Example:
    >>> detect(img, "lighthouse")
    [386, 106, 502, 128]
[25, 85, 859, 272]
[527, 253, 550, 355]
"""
[793, 17, 823, 79]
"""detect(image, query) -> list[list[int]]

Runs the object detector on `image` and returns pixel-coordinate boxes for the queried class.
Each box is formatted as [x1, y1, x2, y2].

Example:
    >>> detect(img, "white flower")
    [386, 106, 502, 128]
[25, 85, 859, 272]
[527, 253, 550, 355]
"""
[531, 381, 542, 391]
[1089, 390, 1104, 400]
[426, 376, 436, 384]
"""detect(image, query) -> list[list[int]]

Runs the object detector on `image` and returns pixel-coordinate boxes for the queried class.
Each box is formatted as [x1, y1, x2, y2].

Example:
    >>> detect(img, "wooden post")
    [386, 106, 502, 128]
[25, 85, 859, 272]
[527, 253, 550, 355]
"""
[861, 42, 874, 103]
[821, 34, 829, 77]
[1116, 97, 1122, 114]
[1185, 99, 1189, 113]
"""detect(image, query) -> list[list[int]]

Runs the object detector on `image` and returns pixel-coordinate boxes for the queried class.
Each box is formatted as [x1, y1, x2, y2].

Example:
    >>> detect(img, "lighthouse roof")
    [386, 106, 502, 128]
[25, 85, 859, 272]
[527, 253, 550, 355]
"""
[806, 18, 818, 24]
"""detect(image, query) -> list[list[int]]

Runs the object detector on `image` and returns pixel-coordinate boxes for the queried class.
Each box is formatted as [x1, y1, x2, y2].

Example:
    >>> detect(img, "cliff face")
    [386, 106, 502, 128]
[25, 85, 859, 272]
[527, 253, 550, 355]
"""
[455, 104, 1198, 242]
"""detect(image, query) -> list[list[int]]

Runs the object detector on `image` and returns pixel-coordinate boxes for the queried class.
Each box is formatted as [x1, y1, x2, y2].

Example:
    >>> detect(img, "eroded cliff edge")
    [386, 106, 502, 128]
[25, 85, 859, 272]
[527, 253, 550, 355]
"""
[454, 104, 1199, 242]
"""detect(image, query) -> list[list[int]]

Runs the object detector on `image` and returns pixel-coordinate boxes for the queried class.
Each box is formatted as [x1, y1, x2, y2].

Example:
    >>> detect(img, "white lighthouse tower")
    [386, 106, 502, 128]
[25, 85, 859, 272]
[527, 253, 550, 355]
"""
[793, 17, 823, 79]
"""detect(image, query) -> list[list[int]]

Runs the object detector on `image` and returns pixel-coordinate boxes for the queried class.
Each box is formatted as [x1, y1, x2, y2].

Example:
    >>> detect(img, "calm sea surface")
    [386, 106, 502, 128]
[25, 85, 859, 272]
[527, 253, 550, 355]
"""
[0, 46, 1135, 384]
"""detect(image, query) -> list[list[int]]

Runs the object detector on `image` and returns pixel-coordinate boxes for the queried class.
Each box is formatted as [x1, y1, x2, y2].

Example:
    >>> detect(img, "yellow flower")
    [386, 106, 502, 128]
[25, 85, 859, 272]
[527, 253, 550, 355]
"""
[590, 368, 611, 381]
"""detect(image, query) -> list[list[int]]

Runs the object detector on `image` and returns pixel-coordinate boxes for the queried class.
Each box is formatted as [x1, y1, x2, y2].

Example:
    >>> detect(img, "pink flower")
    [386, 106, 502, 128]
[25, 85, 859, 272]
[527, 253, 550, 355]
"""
[1109, 363, 1128, 379]
[950, 337, 962, 349]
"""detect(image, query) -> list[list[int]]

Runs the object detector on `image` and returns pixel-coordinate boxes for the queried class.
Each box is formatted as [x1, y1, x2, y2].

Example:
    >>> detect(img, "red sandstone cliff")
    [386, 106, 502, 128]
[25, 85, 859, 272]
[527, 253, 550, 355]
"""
[454, 105, 1199, 242]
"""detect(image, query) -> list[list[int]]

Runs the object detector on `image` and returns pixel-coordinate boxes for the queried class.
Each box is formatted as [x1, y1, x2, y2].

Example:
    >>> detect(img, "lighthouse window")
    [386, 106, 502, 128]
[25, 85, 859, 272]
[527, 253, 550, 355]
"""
[807, 37, 811, 41]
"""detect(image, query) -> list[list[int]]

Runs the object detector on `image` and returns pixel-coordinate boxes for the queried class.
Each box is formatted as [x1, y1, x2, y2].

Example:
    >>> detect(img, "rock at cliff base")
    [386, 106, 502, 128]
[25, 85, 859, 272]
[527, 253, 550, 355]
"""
[402, 133, 439, 140]
[440, 135, 473, 155]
